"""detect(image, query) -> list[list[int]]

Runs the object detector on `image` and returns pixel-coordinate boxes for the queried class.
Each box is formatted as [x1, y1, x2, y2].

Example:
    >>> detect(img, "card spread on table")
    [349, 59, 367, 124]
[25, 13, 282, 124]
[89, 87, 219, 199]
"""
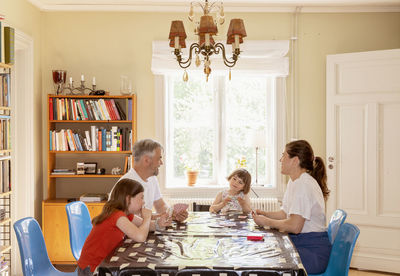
[120, 263, 129, 270]
[117, 247, 126, 252]
[133, 243, 141, 248]
[173, 203, 189, 213]
[110, 256, 119, 262]
[129, 252, 137, 257]
[137, 257, 146, 262]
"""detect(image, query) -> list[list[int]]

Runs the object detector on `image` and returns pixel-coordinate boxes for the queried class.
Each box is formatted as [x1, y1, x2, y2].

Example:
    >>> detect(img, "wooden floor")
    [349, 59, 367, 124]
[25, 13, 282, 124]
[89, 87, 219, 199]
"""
[54, 265, 398, 275]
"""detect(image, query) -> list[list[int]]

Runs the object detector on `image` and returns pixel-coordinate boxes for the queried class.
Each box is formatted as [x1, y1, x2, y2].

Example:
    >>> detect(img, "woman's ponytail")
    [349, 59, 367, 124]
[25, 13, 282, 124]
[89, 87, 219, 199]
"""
[311, 156, 330, 201]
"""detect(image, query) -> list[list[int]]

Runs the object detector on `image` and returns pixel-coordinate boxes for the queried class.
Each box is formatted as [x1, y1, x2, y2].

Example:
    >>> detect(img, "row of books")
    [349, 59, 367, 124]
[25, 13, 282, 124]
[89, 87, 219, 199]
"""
[49, 126, 132, 152]
[0, 20, 15, 64]
[0, 119, 10, 151]
[0, 159, 10, 194]
[0, 74, 10, 108]
[79, 193, 108, 202]
[51, 169, 76, 175]
[49, 98, 132, 121]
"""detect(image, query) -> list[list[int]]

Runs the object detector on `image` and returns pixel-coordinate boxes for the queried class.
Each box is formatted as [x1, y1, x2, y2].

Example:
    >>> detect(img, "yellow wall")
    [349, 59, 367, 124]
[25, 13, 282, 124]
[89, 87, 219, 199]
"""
[41, 11, 400, 158]
[1, 3, 400, 201]
[1, 0, 43, 219]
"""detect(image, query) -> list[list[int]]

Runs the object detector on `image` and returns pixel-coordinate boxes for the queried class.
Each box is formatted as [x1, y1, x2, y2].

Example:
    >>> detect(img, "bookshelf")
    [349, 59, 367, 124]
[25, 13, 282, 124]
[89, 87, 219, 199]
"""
[0, 63, 12, 274]
[43, 94, 136, 263]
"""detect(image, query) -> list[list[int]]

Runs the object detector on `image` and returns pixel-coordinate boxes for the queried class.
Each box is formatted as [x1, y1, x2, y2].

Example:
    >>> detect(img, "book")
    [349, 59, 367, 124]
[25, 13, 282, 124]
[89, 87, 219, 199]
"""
[4, 27, 14, 65]
[80, 193, 108, 202]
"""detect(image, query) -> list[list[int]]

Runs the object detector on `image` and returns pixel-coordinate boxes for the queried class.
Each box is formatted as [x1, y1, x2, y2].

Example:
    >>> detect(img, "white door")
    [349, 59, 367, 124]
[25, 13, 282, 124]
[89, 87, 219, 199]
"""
[326, 49, 400, 273]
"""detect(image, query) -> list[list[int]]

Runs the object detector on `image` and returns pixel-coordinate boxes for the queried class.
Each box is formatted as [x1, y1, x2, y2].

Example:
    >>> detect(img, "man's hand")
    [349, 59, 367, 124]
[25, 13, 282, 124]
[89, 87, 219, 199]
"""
[157, 212, 172, 228]
[252, 212, 269, 227]
[173, 209, 188, 222]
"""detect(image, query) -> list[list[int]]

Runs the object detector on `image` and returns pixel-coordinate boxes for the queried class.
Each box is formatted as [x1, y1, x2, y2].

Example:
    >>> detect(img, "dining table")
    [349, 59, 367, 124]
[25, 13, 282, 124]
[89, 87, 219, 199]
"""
[98, 211, 307, 276]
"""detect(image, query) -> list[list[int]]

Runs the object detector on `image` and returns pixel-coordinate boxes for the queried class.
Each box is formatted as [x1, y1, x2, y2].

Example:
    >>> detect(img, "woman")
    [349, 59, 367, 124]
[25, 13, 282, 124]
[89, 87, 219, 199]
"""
[253, 140, 331, 274]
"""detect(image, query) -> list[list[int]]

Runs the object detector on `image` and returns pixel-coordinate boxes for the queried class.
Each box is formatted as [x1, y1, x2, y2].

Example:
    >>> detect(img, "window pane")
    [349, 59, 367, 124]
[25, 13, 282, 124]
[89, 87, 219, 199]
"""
[171, 75, 215, 184]
[225, 77, 271, 186]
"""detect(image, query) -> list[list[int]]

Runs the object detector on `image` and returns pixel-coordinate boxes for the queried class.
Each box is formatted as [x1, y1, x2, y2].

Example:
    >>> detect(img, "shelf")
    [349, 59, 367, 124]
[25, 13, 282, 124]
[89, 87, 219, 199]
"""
[0, 191, 11, 198]
[0, 107, 11, 111]
[0, 63, 12, 69]
[0, 218, 11, 226]
[48, 94, 133, 99]
[0, 156, 11, 161]
[50, 174, 123, 178]
[49, 150, 131, 154]
[0, 245, 11, 254]
[0, 150, 11, 154]
[50, 120, 132, 123]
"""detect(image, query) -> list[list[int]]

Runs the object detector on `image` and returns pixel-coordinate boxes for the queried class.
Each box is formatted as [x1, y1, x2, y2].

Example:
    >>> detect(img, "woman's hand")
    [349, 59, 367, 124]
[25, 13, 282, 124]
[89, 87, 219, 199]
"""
[252, 212, 269, 227]
[255, 209, 266, 216]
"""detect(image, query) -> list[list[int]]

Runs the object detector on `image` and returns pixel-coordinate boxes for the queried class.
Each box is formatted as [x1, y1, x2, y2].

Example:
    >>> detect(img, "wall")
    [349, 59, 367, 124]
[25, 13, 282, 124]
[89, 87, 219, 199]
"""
[41, 11, 400, 198]
[1, 1, 42, 219]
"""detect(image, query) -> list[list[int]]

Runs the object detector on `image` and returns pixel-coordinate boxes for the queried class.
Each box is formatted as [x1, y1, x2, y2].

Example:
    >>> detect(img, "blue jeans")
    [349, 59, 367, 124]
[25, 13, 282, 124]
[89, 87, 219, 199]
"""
[289, 231, 332, 274]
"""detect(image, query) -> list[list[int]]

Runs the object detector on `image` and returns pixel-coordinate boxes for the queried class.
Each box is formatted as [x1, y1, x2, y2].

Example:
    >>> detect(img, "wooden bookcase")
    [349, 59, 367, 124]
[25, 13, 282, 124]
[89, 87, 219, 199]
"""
[0, 62, 12, 274]
[42, 94, 136, 263]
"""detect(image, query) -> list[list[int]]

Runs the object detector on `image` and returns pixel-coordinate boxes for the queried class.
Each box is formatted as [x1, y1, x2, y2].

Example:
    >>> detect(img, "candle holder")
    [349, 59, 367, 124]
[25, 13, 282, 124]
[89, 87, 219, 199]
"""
[62, 80, 96, 95]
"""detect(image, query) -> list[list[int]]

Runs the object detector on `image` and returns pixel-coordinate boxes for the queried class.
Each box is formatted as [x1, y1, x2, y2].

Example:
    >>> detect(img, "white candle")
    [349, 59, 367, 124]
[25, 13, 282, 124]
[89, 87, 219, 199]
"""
[234, 35, 240, 49]
[92, 77, 96, 85]
[69, 77, 73, 85]
[81, 74, 84, 81]
[174, 36, 180, 50]
[205, 33, 210, 47]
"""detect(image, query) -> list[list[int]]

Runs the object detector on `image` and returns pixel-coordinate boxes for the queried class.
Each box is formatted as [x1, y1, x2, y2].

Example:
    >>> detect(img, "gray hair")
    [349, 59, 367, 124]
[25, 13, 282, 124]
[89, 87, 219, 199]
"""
[133, 139, 163, 162]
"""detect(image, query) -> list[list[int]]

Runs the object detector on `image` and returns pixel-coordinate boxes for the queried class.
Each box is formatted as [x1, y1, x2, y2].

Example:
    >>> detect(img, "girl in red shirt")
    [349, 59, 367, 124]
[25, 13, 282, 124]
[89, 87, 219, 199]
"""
[78, 179, 152, 275]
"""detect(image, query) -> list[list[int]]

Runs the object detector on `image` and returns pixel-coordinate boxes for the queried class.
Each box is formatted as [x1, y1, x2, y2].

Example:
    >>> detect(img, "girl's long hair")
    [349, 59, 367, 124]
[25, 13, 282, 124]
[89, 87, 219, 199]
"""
[92, 179, 144, 225]
[286, 140, 330, 201]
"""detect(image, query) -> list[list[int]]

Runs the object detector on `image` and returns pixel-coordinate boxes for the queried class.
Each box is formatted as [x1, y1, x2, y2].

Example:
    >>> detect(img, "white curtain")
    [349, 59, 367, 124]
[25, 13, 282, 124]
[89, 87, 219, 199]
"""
[151, 40, 290, 76]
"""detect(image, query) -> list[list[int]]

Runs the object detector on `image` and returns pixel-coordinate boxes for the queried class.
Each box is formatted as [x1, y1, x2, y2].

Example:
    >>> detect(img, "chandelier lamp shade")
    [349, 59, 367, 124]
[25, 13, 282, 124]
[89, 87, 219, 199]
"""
[168, 0, 247, 81]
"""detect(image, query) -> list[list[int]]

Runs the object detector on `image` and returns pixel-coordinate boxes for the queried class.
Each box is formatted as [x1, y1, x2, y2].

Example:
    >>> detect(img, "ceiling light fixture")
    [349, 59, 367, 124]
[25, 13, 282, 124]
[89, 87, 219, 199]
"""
[168, 0, 246, 82]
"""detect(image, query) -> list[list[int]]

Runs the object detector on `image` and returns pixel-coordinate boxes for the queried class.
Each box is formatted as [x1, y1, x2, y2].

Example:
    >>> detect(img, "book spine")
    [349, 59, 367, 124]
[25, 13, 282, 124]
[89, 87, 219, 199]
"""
[4, 27, 14, 65]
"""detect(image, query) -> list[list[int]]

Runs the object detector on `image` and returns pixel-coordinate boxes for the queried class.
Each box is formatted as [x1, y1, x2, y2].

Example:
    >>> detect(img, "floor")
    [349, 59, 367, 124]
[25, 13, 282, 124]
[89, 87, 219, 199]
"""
[54, 265, 399, 275]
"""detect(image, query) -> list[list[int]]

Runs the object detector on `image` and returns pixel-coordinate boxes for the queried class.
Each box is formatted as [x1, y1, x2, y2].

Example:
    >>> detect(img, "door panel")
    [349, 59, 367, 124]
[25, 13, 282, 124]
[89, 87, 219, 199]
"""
[326, 49, 400, 273]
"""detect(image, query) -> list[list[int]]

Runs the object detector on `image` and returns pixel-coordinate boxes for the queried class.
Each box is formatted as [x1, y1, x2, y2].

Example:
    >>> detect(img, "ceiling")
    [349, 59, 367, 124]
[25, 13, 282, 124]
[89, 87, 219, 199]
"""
[27, 0, 400, 12]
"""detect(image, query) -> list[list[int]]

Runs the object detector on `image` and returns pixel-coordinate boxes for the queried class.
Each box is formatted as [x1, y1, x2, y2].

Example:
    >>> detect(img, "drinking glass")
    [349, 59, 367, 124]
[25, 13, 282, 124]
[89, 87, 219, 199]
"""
[52, 70, 67, 95]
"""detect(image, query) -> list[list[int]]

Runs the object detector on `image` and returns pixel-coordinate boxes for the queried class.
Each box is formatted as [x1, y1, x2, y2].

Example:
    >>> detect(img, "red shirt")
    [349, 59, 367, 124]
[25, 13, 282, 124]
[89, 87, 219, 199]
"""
[78, 210, 134, 272]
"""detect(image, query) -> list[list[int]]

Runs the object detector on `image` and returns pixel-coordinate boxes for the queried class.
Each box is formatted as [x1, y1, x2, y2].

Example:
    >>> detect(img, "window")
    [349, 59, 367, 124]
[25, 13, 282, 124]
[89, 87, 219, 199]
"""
[163, 72, 280, 189]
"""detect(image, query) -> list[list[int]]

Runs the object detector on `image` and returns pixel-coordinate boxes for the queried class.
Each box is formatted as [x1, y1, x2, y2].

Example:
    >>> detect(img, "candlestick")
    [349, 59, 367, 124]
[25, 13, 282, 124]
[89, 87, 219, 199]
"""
[81, 74, 84, 81]
[92, 77, 96, 86]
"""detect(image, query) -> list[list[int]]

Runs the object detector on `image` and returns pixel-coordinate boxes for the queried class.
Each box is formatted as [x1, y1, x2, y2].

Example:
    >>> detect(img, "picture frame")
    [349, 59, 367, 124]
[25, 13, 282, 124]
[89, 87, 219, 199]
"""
[76, 162, 85, 175]
[84, 162, 97, 174]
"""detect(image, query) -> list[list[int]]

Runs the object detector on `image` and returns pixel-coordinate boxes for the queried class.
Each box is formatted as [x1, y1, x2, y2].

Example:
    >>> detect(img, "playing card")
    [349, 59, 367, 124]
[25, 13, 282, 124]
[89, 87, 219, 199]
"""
[173, 203, 189, 213]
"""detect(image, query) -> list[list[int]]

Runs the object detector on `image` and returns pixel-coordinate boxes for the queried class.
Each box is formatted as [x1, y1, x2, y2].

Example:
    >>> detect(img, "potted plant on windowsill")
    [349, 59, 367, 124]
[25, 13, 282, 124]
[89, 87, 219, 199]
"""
[180, 153, 200, 186]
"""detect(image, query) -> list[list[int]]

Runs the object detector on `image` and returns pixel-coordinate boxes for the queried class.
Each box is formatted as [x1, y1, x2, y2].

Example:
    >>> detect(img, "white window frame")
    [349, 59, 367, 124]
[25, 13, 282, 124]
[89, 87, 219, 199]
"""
[152, 40, 289, 199]
[155, 74, 287, 199]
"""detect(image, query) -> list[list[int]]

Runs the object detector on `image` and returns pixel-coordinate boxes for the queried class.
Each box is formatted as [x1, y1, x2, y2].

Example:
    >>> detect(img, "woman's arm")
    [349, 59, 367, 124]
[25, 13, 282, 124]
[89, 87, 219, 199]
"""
[253, 213, 305, 234]
[209, 192, 229, 213]
[238, 194, 252, 213]
[116, 208, 152, 242]
[255, 209, 287, 220]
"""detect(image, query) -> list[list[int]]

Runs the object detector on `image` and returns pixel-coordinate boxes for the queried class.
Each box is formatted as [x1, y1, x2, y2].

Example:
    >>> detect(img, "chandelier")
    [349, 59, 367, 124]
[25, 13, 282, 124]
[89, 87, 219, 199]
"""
[168, 0, 246, 81]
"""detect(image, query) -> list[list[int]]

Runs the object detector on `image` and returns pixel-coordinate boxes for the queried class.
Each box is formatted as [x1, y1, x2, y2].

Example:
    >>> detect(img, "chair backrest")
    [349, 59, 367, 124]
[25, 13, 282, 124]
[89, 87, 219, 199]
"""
[65, 201, 93, 260]
[193, 202, 211, 212]
[327, 209, 347, 244]
[324, 223, 360, 276]
[13, 217, 58, 276]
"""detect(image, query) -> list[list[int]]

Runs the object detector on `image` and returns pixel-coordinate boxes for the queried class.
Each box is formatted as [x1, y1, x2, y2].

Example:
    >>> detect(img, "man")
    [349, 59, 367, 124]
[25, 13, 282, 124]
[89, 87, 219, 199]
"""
[111, 139, 188, 222]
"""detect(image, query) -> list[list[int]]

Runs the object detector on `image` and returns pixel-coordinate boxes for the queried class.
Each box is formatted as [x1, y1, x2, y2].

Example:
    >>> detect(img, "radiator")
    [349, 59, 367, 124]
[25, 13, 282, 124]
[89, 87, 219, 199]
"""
[165, 197, 280, 212]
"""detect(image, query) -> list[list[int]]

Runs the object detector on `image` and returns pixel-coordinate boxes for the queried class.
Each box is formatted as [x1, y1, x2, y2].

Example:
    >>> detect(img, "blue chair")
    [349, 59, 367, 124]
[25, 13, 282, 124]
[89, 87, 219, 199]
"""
[65, 201, 93, 260]
[309, 223, 360, 276]
[327, 209, 347, 244]
[13, 217, 77, 276]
